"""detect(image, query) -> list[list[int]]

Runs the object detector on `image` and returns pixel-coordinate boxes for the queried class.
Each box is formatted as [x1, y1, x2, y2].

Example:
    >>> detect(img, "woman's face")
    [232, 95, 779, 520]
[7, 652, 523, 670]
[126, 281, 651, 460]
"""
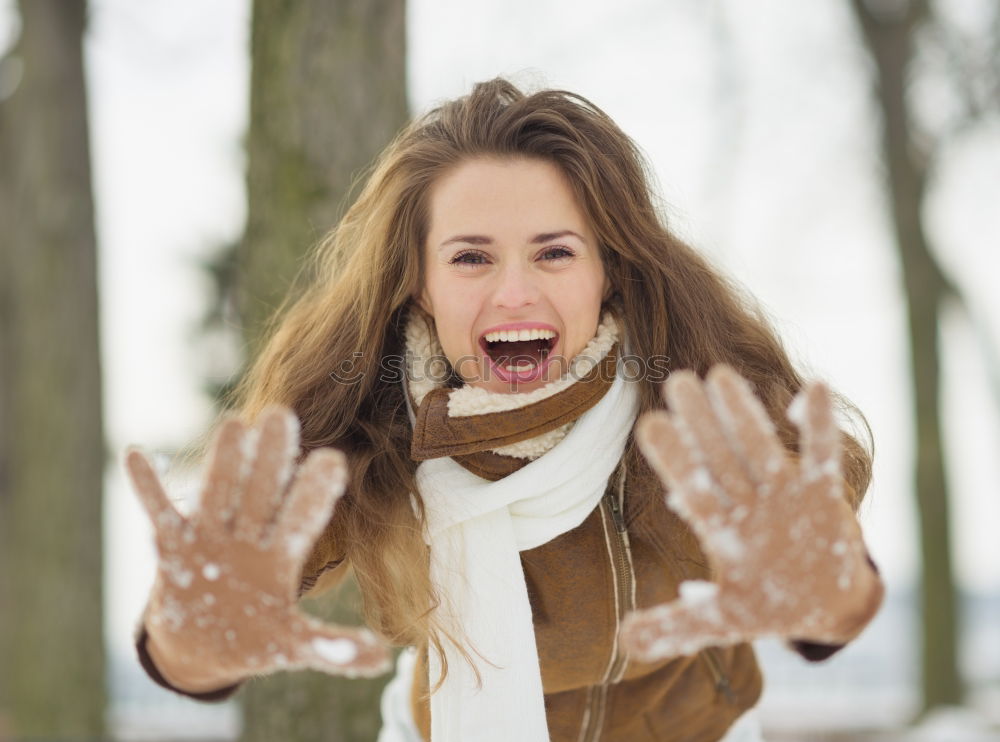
[417, 157, 610, 394]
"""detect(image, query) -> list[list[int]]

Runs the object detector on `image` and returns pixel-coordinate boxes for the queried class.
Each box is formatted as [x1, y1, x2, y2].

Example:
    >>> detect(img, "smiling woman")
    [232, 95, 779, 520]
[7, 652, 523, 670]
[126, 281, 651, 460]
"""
[418, 157, 610, 392]
[125, 77, 883, 742]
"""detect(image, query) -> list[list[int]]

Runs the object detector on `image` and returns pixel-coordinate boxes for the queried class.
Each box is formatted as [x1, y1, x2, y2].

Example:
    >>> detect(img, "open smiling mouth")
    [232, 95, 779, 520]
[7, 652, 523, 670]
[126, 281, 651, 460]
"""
[479, 331, 558, 382]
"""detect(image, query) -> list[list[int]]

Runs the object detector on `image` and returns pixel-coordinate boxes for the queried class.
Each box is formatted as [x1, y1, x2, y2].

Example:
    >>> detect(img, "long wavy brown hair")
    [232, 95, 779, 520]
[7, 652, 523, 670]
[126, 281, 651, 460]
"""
[202, 77, 873, 684]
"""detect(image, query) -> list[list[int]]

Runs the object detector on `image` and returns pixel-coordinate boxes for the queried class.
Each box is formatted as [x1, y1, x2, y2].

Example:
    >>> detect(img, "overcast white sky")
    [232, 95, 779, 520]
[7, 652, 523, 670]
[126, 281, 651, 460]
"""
[3, 0, 1000, 680]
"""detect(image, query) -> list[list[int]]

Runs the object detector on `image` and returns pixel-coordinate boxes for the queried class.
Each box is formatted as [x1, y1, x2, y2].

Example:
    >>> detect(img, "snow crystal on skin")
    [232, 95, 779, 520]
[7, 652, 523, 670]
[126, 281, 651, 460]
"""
[678, 580, 719, 604]
[786, 392, 808, 427]
[312, 637, 360, 665]
[203, 594, 216, 606]
[666, 493, 693, 521]
[225, 629, 236, 642]
[202, 563, 220, 581]
[163, 558, 193, 589]
[801, 451, 842, 486]
[688, 467, 713, 492]
[160, 600, 187, 631]
[677, 583, 724, 627]
[762, 578, 791, 607]
[675, 421, 702, 458]
[709, 527, 745, 560]
[286, 533, 309, 558]
[239, 428, 260, 483]
[832, 540, 847, 555]
[243, 605, 256, 617]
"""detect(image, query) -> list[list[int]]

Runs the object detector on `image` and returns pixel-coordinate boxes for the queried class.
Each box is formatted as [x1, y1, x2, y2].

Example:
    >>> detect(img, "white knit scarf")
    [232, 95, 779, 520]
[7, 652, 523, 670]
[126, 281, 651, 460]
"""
[402, 309, 640, 742]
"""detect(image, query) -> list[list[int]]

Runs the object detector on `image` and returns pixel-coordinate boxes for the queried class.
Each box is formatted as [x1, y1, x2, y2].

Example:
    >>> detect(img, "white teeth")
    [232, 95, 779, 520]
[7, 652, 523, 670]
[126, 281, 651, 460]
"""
[484, 328, 556, 343]
[504, 361, 537, 372]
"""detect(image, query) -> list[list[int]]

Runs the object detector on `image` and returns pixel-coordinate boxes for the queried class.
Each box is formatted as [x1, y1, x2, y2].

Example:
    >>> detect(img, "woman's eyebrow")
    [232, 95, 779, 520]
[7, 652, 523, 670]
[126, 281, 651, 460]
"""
[438, 230, 586, 248]
[531, 230, 585, 244]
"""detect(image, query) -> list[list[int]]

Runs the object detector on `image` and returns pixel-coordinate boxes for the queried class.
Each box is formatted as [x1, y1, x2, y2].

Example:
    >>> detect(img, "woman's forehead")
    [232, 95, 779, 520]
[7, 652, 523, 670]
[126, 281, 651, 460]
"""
[424, 158, 594, 245]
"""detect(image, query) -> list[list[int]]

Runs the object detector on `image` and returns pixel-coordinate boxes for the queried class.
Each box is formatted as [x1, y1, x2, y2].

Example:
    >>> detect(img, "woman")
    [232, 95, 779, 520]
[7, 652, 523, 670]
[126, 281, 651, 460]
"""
[125, 77, 884, 742]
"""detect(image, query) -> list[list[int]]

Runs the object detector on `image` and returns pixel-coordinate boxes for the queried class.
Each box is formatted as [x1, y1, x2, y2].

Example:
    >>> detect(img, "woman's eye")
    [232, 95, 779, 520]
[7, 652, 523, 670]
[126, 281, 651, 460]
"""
[448, 247, 574, 266]
[541, 246, 575, 261]
[450, 250, 489, 265]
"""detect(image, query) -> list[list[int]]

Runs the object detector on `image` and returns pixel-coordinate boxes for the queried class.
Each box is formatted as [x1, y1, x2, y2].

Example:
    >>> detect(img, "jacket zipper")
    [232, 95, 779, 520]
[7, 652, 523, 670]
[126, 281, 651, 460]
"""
[578, 466, 635, 742]
[604, 484, 633, 684]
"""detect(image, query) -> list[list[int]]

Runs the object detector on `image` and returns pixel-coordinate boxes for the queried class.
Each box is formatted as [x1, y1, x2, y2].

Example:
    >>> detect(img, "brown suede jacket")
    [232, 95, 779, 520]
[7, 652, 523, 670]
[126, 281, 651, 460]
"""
[135, 346, 880, 741]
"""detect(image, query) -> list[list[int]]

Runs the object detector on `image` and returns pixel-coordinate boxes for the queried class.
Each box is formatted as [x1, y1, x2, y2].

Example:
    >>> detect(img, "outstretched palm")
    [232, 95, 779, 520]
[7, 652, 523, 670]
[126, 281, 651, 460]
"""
[125, 405, 391, 687]
[621, 364, 882, 662]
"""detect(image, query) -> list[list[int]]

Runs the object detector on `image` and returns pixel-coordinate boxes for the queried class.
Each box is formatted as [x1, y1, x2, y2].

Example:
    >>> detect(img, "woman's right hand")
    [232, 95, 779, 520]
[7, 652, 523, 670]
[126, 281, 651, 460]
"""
[124, 404, 391, 691]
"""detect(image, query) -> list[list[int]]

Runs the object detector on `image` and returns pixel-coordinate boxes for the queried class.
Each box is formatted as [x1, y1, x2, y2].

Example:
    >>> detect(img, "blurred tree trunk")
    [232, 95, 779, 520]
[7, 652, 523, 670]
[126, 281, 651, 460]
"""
[238, 0, 409, 354]
[236, 1, 408, 740]
[849, 0, 962, 713]
[0, 0, 106, 737]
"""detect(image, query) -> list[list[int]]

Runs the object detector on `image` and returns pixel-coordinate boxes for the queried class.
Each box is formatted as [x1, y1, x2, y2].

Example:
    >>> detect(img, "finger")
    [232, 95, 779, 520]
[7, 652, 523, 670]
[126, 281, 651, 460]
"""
[787, 382, 842, 494]
[124, 446, 188, 549]
[705, 365, 794, 490]
[234, 405, 301, 543]
[295, 616, 392, 678]
[272, 447, 348, 558]
[619, 582, 740, 662]
[663, 370, 755, 506]
[198, 416, 250, 531]
[636, 411, 727, 526]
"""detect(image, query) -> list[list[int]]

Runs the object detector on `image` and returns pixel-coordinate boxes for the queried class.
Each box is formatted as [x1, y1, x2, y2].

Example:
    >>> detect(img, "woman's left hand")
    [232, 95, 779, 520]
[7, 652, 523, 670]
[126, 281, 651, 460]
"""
[621, 364, 884, 662]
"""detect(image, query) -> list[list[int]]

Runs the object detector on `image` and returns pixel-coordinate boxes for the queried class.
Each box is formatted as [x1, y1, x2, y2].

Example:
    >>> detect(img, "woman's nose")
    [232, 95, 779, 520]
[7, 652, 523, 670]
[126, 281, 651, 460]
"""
[491, 263, 539, 310]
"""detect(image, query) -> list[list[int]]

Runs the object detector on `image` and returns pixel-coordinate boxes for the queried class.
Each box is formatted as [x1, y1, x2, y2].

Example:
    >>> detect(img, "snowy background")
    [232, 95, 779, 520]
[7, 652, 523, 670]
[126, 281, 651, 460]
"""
[2, 0, 998, 738]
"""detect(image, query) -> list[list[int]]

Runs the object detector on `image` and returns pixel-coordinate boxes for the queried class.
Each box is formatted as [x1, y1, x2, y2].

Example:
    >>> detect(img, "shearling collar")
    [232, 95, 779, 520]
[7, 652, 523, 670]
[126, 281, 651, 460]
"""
[402, 306, 621, 481]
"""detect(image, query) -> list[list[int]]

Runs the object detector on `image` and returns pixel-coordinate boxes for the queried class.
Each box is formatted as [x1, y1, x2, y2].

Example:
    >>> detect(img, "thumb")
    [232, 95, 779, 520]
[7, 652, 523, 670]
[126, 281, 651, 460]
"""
[620, 581, 736, 662]
[124, 445, 189, 550]
[292, 615, 392, 679]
